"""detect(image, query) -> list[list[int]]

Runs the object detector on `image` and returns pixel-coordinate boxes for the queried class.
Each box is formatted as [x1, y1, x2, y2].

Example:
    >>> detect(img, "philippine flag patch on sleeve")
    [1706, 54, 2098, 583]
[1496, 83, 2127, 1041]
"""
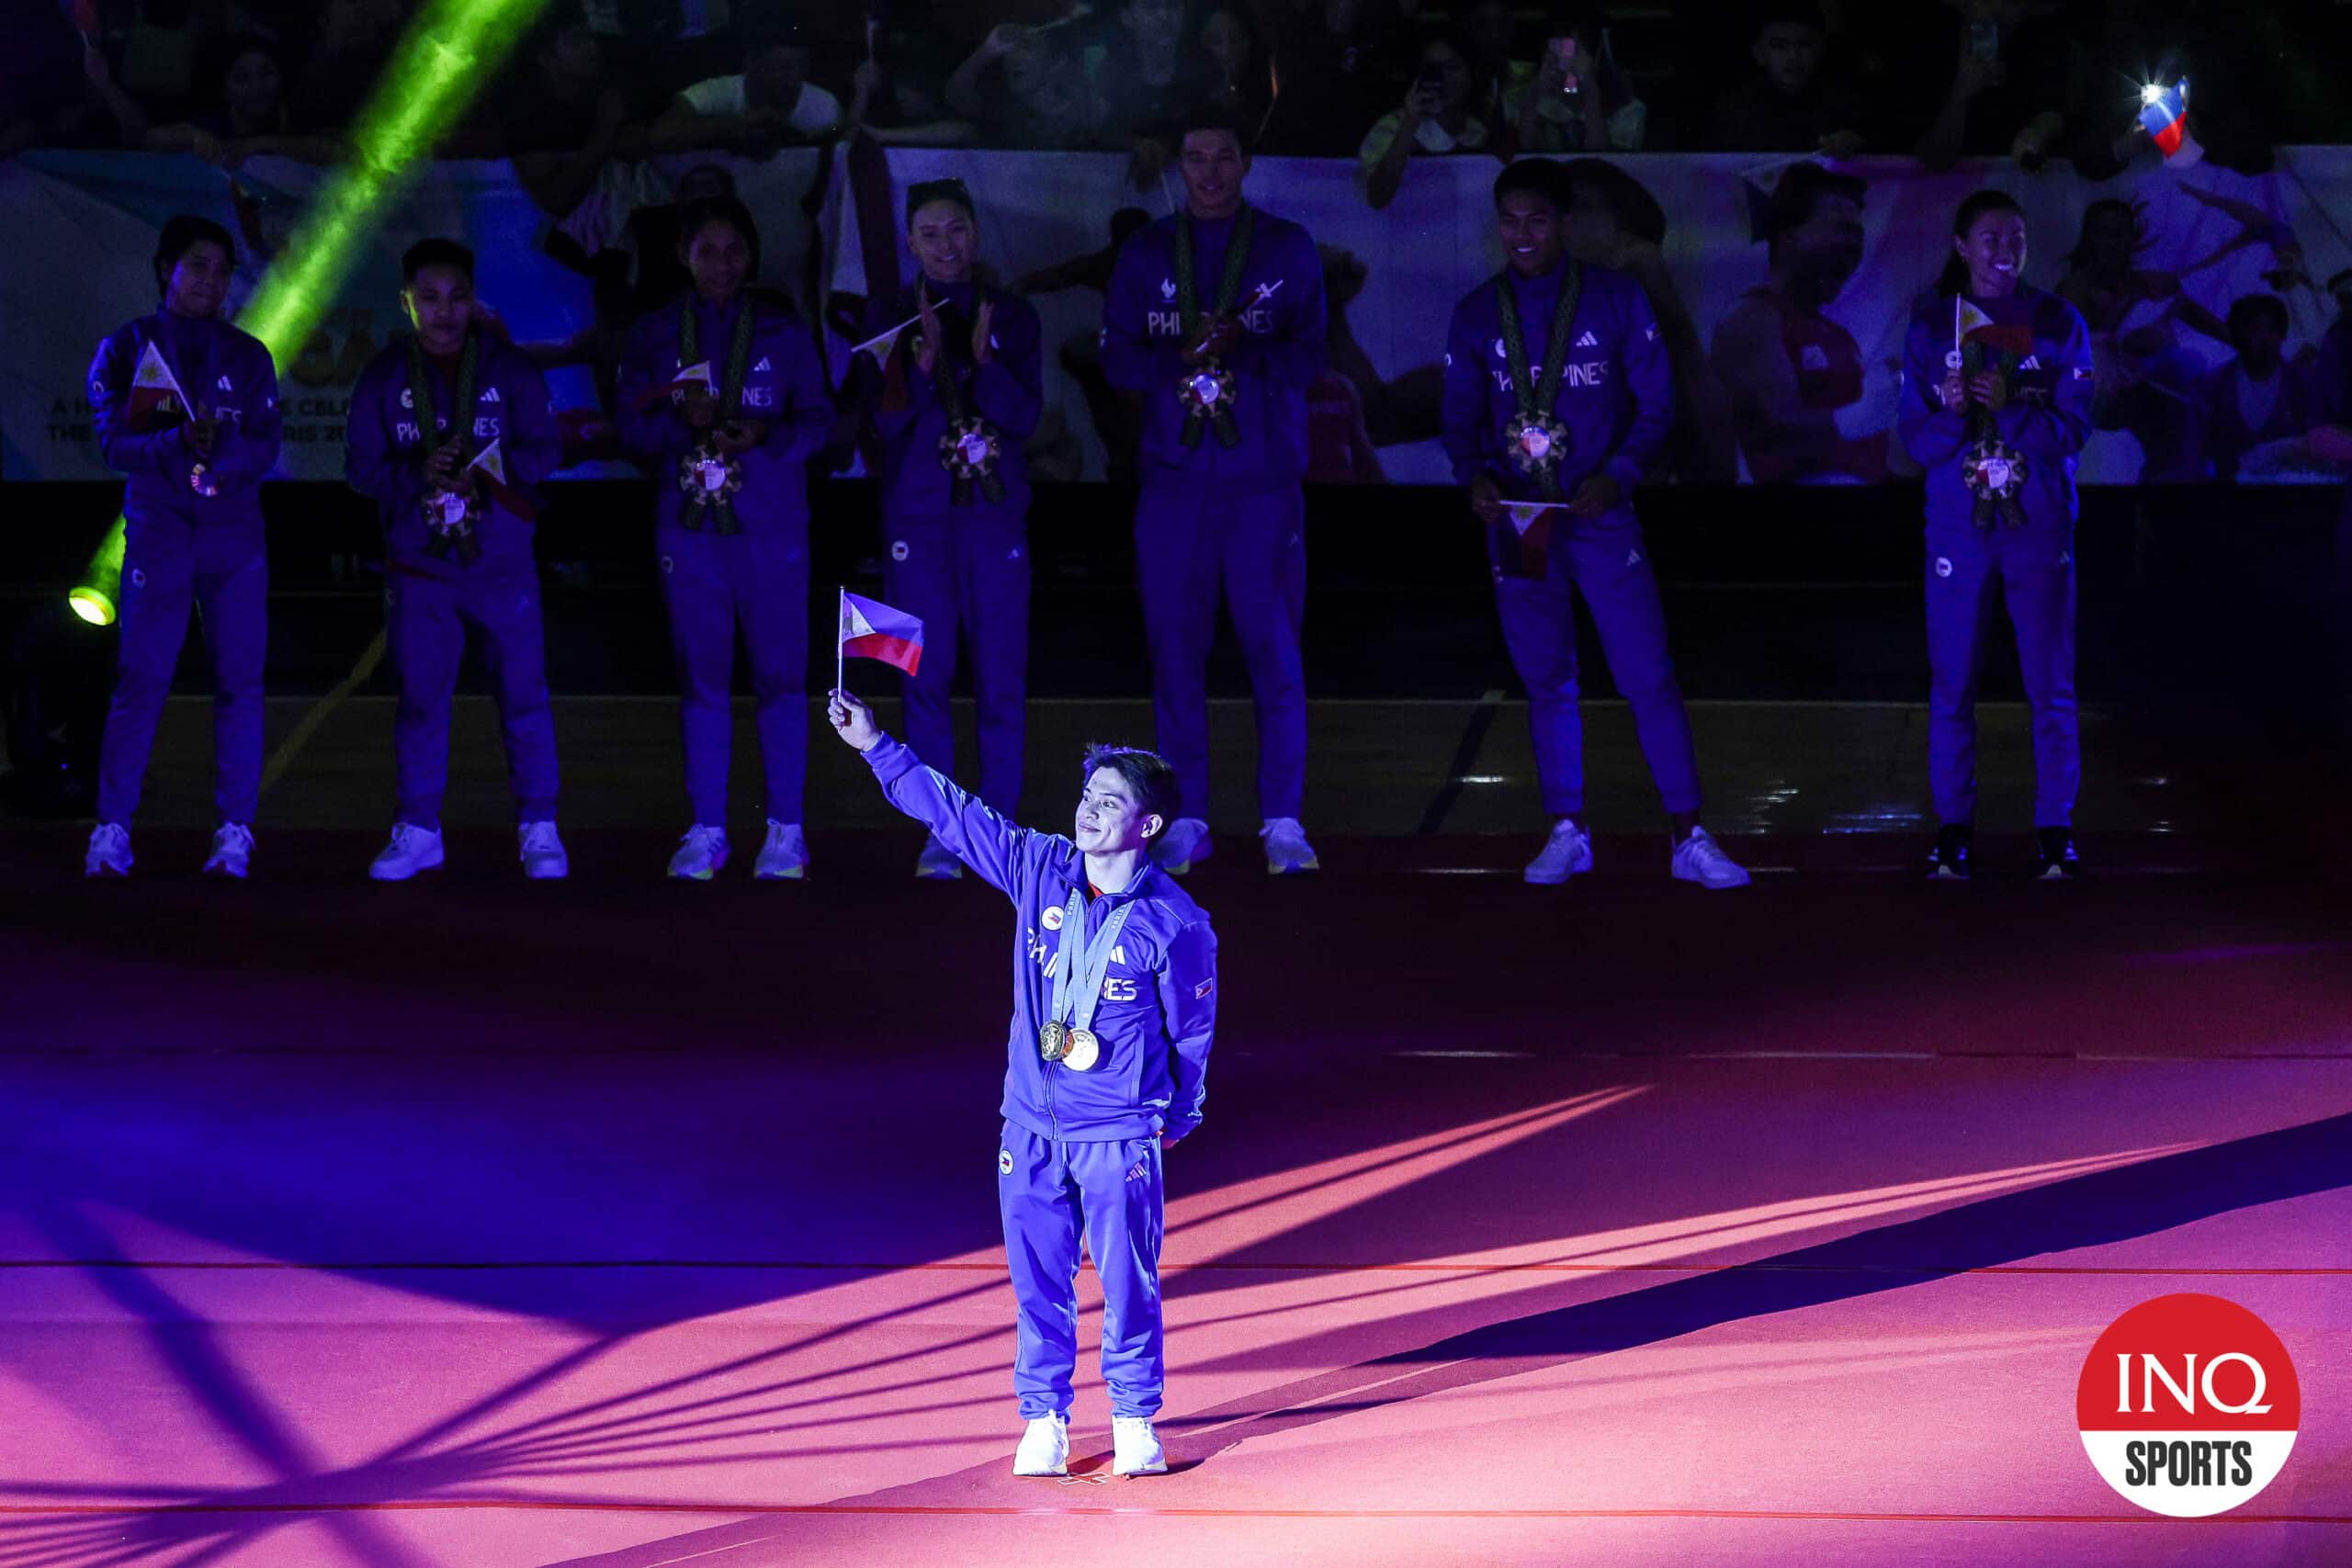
[1195, 978, 1215, 999]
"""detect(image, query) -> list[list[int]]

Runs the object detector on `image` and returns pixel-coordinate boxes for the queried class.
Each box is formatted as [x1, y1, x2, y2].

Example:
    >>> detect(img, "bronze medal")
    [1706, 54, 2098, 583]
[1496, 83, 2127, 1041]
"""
[1038, 1020, 1070, 1062]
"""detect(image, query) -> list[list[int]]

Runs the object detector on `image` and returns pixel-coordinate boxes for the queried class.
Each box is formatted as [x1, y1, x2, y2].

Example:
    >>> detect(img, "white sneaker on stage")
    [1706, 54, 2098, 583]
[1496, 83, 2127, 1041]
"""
[518, 821, 568, 880]
[369, 824, 444, 882]
[203, 823, 253, 879]
[914, 833, 963, 880]
[1670, 826, 1750, 889]
[1111, 1416, 1168, 1476]
[85, 822, 132, 878]
[1012, 1413, 1069, 1477]
[1261, 818, 1318, 875]
[1151, 817, 1213, 875]
[1522, 818, 1592, 885]
[668, 825, 729, 881]
[753, 820, 808, 880]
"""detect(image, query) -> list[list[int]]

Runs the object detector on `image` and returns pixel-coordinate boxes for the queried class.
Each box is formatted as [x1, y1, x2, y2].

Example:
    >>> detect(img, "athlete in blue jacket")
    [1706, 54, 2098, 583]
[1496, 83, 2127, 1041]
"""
[828, 686, 1217, 1481]
[1898, 191, 2095, 881]
[346, 239, 568, 882]
[618, 196, 835, 881]
[868, 178, 1043, 879]
[84, 215, 282, 880]
[1441, 161, 1749, 890]
[1101, 107, 1327, 877]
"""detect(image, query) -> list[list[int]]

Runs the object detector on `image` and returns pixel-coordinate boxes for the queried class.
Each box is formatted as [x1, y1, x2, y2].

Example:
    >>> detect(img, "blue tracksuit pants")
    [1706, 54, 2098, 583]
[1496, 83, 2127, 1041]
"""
[883, 512, 1030, 816]
[657, 524, 808, 828]
[1492, 513, 1702, 818]
[998, 1122, 1168, 1420]
[96, 520, 266, 828]
[387, 567, 560, 829]
[1135, 484, 1306, 822]
[1925, 519, 2078, 828]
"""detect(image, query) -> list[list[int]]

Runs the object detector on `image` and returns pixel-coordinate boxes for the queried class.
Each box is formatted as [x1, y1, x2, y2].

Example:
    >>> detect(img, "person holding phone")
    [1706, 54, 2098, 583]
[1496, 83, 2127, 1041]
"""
[618, 196, 835, 882]
[1358, 28, 1491, 210]
[1899, 0, 2068, 170]
[1508, 4, 1645, 153]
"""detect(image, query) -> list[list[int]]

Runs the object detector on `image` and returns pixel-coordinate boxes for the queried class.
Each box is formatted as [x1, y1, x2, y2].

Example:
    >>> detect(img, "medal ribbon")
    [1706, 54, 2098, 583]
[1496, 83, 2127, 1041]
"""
[405, 332, 481, 562]
[923, 286, 1005, 507]
[1046, 889, 1137, 1039]
[1496, 262, 1583, 502]
[1174, 205, 1255, 450]
[678, 298, 758, 534]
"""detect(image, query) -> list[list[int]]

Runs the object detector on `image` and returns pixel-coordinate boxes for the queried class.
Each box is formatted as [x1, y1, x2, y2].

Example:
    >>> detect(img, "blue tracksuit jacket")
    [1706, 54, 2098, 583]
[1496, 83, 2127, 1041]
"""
[862, 737, 1218, 1142]
[1100, 206, 1327, 492]
[1898, 284, 2095, 531]
[869, 277, 1044, 517]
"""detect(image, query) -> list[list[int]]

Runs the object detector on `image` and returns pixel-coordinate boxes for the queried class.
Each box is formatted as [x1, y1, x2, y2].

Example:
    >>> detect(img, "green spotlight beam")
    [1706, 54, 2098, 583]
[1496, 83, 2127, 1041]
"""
[74, 0, 553, 625]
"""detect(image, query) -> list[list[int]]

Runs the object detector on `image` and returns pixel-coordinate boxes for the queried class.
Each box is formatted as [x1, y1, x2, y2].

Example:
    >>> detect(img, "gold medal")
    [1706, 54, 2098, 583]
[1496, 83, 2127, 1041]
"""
[1038, 1020, 1070, 1062]
[1063, 1028, 1100, 1071]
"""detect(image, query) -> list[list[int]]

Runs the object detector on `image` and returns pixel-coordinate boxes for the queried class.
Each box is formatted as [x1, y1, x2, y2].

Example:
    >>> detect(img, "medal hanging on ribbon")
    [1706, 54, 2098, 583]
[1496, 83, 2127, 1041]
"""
[1174, 206, 1255, 450]
[1496, 263, 1584, 502]
[406, 333, 483, 564]
[676, 299, 757, 535]
[1959, 340, 2030, 529]
[1039, 888, 1135, 1066]
[922, 289, 1006, 505]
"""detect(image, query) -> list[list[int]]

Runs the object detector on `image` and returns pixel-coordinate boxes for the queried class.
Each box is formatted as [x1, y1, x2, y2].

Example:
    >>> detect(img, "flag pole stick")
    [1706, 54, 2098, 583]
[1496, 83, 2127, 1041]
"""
[835, 586, 846, 699]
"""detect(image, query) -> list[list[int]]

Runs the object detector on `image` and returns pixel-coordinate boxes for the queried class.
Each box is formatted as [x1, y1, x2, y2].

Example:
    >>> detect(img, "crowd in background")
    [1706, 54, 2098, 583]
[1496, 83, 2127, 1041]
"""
[6, 0, 2350, 491]
[8, 0, 2347, 173]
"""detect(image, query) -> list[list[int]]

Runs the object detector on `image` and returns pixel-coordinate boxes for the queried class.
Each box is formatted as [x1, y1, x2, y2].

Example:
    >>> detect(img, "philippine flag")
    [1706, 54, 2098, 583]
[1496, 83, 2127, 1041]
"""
[2139, 79, 2199, 165]
[127, 341, 192, 431]
[839, 589, 923, 676]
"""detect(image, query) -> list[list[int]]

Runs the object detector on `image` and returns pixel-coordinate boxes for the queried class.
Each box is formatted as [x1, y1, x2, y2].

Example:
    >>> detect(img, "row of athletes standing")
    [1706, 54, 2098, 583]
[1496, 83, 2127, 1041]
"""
[80, 105, 2143, 885]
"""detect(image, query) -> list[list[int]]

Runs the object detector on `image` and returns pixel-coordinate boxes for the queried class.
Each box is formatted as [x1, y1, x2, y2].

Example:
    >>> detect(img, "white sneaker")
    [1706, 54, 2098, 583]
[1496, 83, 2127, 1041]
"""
[1111, 1415, 1168, 1476]
[1151, 817, 1212, 875]
[202, 823, 254, 879]
[1261, 817, 1318, 875]
[914, 833, 963, 880]
[518, 820, 568, 880]
[1522, 818, 1592, 885]
[85, 822, 132, 878]
[668, 825, 729, 880]
[753, 820, 808, 881]
[1012, 1412, 1069, 1477]
[1670, 826, 1751, 889]
[370, 823, 445, 881]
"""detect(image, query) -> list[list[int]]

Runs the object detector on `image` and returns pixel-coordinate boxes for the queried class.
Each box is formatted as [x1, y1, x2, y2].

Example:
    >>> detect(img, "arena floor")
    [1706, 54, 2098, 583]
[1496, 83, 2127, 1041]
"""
[0, 693, 2346, 1567]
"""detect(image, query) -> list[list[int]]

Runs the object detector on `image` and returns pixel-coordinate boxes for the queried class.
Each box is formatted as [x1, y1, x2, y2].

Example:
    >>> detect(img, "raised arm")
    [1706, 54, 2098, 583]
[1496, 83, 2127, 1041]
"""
[831, 695, 1035, 897]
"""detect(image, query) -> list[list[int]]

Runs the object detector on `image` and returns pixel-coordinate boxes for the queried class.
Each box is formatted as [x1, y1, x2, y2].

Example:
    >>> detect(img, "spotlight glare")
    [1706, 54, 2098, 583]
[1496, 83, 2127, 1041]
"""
[67, 589, 116, 627]
[2142, 83, 2164, 105]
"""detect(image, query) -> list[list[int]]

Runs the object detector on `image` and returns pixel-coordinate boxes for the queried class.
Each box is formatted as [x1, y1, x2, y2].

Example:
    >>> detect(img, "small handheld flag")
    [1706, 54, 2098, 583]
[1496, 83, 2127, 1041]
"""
[837, 589, 923, 691]
[849, 315, 922, 369]
[463, 439, 537, 523]
[1498, 501, 1562, 579]
[128, 341, 193, 431]
[2139, 78, 2200, 166]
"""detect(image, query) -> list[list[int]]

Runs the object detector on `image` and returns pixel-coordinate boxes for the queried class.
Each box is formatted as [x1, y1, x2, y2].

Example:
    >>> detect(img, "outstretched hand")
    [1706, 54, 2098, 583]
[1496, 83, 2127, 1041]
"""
[828, 688, 883, 751]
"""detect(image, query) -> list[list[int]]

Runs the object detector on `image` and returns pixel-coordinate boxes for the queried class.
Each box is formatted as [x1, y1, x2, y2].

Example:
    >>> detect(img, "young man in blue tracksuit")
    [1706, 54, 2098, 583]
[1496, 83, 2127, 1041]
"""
[345, 238, 568, 882]
[826, 685, 1216, 1481]
[1441, 161, 1749, 891]
[618, 196, 834, 882]
[1899, 191, 2095, 881]
[868, 177, 1043, 880]
[84, 215, 282, 880]
[1100, 107, 1327, 877]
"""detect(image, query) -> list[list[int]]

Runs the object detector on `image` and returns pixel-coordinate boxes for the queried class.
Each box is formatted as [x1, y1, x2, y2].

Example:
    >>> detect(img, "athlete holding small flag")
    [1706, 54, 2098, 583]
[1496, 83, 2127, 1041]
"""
[1441, 162, 1748, 890]
[825, 682, 1216, 1482]
[85, 214, 281, 880]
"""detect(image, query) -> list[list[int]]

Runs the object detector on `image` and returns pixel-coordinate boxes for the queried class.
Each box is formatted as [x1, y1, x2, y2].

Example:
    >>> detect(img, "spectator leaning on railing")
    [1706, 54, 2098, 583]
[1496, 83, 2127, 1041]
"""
[651, 12, 844, 154]
[1256, 0, 1410, 158]
[1503, 4, 1646, 155]
[1709, 2, 1867, 156]
[143, 34, 341, 165]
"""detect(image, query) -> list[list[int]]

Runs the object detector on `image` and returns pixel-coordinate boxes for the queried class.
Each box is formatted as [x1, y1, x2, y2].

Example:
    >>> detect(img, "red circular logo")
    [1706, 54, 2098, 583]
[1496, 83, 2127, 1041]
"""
[2076, 1293, 2299, 1517]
